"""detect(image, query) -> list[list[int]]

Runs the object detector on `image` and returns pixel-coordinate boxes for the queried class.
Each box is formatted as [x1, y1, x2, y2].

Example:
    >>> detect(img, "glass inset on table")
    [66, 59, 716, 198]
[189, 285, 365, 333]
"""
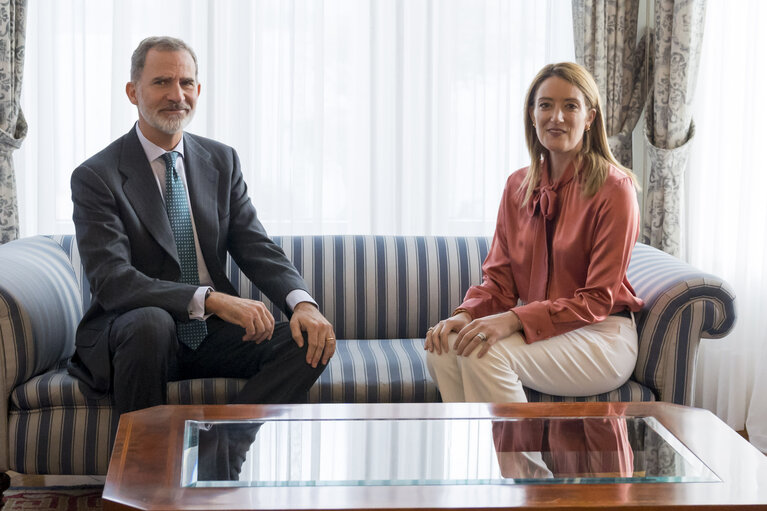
[181, 416, 719, 487]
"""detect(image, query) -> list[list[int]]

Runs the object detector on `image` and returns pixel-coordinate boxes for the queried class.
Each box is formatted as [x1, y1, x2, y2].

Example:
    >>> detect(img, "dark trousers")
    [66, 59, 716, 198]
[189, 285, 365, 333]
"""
[108, 307, 326, 415]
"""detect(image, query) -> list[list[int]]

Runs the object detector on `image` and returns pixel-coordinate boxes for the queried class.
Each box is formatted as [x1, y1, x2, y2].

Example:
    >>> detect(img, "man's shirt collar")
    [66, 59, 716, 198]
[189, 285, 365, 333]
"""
[134, 122, 185, 162]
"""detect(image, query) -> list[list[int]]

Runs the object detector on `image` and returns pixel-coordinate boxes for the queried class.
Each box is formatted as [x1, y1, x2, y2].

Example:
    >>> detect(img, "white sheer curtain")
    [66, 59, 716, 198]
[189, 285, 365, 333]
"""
[16, 0, 574, 237]
[688, 0, 767, 452]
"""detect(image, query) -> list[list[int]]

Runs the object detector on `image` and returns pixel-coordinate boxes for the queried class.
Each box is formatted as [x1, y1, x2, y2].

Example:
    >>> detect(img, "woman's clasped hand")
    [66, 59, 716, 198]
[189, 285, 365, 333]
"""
[425, 310, 522, 358]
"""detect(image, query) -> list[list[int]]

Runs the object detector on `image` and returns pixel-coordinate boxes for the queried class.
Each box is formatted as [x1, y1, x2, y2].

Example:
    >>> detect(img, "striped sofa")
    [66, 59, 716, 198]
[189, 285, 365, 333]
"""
[0, 235, 735, 481]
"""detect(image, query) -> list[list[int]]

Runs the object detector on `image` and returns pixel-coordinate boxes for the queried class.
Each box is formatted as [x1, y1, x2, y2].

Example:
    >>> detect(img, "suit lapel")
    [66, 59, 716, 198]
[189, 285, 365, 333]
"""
[183, 133, 220, 268]
[119, 129, 178, 260]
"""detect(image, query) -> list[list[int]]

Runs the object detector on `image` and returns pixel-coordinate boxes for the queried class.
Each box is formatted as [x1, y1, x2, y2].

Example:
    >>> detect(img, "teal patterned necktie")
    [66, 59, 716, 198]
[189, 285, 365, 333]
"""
[162, 151, 207, 350]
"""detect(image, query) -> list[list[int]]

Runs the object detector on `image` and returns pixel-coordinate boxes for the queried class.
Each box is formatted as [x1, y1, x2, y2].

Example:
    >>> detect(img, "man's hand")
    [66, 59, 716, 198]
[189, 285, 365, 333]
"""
[290, 302, 335, 368]
[204, 291, 275, 342]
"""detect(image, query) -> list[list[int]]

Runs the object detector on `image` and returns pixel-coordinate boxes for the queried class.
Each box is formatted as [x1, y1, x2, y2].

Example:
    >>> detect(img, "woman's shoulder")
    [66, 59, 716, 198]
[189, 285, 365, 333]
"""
[506, 165, 530, 187]
[601, 164, 637, 192]
[592, 164, 640, 212]
[605, 163, 634, 181]
[499, 166, 531, 203]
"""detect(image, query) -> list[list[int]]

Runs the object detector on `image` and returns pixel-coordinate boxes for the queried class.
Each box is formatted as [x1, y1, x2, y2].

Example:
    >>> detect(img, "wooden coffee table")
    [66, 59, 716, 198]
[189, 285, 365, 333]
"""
[103, 402, 767, 510]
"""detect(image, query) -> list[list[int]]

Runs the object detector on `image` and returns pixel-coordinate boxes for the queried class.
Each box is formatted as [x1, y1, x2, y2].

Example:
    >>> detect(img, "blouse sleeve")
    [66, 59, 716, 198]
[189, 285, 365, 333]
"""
[458, 177, 521, 318]
[512, 176, 640, 343]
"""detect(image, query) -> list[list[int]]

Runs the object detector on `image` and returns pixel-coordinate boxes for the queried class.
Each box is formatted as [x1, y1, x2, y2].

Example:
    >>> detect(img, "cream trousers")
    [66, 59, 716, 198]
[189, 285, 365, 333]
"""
[426, 315, 638, 403]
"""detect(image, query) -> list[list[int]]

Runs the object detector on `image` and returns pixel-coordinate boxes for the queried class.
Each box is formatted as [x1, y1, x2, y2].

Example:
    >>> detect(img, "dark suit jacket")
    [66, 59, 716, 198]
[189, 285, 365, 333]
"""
[68, 127, 309, 396]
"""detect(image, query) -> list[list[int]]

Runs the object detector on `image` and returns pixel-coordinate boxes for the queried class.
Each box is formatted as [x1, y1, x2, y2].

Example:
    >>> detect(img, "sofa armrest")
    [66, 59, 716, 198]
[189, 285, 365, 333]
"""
[0, 236, 83, 472]
[628, 243, 736, 405]
[0, 236, 82, 397]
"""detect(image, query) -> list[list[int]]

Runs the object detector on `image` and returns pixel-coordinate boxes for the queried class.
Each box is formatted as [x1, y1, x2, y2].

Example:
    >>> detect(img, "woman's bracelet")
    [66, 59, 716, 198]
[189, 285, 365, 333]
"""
[452, 308, 472, 319]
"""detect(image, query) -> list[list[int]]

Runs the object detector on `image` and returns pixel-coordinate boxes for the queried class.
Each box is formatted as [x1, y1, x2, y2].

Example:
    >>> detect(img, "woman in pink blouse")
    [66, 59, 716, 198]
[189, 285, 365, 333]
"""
[424, 62, 644, 403]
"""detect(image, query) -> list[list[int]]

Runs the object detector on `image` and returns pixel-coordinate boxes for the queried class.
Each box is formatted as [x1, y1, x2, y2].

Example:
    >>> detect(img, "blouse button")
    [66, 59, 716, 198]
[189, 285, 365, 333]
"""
[536, 329, 541, 335]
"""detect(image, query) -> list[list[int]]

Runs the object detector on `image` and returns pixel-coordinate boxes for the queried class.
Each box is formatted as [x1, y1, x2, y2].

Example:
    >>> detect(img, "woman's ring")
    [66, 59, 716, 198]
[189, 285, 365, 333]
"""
[427, 327, 434, 332]
[476, 332, 488, 342]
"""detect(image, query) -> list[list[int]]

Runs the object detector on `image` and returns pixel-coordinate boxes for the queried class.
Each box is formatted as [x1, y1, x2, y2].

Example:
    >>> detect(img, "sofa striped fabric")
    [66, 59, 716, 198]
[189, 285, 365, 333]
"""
[0, 234, 735, 476]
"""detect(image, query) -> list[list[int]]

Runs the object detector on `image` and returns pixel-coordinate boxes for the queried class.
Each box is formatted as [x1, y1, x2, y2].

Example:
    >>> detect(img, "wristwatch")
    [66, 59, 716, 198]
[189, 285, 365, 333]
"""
[204, 288, 213, 314]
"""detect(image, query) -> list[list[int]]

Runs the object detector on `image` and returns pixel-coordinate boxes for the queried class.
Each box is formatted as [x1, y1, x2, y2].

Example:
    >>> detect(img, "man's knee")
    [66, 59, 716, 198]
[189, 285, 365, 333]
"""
[110, 307, 177, 355]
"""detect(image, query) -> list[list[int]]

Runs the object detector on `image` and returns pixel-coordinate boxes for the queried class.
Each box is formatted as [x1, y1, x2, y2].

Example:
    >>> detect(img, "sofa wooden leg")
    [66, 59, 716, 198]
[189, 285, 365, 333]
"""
[0, 471, 10, 497]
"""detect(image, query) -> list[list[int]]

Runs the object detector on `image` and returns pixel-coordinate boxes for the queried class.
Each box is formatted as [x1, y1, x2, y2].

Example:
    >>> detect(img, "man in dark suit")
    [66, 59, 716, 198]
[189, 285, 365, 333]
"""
[68, 36, 335, 417]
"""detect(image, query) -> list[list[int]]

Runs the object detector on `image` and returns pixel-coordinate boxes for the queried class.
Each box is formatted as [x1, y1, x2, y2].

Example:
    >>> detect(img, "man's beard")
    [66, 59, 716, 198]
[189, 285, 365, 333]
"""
[140, 102, 195, 135]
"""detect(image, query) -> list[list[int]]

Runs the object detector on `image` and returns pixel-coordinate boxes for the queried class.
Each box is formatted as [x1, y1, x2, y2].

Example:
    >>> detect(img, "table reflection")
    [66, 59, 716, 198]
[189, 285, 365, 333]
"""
[492, 417, 634, 479]
[196, 422, 262, 481]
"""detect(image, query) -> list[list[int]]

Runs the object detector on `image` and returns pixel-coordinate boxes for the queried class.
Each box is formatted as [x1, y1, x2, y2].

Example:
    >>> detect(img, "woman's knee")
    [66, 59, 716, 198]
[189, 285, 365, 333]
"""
[426, 332, 459, 356]
[459, 344, 510, 377]
[425, 349, 448, 376]
[425, 332, 460, 365]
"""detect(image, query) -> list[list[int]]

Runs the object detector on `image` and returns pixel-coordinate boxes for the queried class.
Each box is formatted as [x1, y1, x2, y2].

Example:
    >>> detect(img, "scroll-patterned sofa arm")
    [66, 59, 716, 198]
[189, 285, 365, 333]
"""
[627, 243, 736, 405]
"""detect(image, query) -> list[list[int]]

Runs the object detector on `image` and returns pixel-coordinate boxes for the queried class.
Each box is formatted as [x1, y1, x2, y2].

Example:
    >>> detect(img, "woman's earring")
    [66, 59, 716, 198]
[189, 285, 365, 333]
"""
[585, 125, 591, 131]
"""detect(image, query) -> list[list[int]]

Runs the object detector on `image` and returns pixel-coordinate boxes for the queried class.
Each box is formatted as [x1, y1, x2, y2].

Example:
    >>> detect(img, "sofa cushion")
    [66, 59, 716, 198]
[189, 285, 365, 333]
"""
[11, 367, 110, 410]
[12, 338, 652, 412]
[525, 381, 655, 402]
[10, 369, 242, 409]
[308, 339, 439, 402]
[11, 339, 440, 410]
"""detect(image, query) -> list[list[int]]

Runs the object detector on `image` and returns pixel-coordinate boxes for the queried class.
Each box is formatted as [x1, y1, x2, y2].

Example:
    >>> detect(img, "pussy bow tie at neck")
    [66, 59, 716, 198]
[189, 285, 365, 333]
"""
[527, 161, 577, 221]
[528, 185, 558, 220]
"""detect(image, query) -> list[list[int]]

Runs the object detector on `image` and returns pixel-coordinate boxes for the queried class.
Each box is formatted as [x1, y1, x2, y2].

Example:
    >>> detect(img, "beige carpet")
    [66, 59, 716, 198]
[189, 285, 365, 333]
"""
[2, 487, 103, 511]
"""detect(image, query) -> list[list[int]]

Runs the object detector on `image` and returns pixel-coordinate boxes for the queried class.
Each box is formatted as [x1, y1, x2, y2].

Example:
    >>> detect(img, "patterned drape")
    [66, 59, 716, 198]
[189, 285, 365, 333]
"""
[0, 0, 27, 244]
[572, 0, 649, 168]
[641, 0, 706, 256]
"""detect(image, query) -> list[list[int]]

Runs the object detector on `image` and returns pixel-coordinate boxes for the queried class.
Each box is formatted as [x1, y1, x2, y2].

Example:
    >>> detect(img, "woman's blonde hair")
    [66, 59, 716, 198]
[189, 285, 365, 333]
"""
[520, 62, 638, 205]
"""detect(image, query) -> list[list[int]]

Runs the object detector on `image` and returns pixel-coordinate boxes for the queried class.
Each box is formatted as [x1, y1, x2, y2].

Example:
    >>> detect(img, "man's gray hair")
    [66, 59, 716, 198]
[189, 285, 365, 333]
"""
[130, 36, 198, 83]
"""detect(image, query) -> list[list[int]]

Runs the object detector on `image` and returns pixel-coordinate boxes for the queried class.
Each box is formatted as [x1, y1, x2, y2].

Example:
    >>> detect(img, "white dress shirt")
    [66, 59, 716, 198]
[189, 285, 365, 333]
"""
[135, 124, 314, 319]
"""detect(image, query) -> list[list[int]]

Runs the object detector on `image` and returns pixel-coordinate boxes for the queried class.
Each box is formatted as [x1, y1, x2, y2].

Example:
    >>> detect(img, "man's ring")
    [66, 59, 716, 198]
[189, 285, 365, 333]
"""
[476, 332, 488, 343]
[327, 337, 336, 342]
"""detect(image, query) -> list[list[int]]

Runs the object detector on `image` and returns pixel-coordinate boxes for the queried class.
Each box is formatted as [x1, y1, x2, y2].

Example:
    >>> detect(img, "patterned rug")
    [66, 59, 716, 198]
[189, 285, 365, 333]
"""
[2, 487, 103, 511]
